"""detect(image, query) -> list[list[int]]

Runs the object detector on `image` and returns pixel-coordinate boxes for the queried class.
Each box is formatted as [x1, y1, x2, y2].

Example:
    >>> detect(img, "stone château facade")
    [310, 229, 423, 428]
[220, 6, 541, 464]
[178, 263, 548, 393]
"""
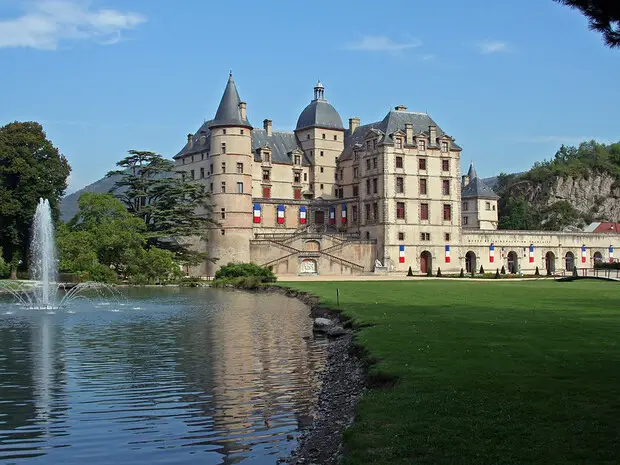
[174, 74, 617, 276]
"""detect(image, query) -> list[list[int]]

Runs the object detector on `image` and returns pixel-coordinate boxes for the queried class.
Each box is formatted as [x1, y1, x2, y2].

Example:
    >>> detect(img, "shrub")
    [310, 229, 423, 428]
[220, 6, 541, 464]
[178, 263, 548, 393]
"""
[407, 266, 413, 277]
[501, 265, 506, 274]
[547, 267, 552, 276]
[495, 268, 500, 279]
[572, 267, 579, 278]
[436, 267, 442, 277]
[459, 268, 465, 278]
[212, 276, 264, 290]
[426, 267, 432, 277]
[215, 262, 276, 283]
[535, 266, 540, 276]
[479, 265, 485, 274]
[595, 261, 620, 270]
[0, 249, 10, 279]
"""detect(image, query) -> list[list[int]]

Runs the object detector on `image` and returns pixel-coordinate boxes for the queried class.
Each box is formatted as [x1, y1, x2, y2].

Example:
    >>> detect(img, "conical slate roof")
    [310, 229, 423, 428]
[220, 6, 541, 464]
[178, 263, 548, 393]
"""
[462, 176, 499, 199]
[467, 162, 478, 180]
[209, 73, 252, 129]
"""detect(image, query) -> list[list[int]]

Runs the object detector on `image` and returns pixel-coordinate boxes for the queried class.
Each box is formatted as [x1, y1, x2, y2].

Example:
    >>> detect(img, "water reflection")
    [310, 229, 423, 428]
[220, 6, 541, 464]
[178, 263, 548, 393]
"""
[0, 289, 327, 464]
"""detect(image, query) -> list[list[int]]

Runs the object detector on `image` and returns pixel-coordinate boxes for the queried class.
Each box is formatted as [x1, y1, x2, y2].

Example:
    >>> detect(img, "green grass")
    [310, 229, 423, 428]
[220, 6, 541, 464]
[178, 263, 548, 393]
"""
[284, 280, 620, 465]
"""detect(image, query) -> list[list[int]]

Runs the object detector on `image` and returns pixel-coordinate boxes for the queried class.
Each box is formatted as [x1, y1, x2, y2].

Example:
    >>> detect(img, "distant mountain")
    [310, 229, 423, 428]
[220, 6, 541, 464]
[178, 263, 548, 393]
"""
[60, 174, 122, 222]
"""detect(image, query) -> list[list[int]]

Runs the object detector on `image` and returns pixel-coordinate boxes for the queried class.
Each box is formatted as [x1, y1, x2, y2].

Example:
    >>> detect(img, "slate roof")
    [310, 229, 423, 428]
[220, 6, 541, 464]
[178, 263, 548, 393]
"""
[296, 99, 343, 131]
[251, 129, 311, 165]
[209, 74, 252, 129]
[467, 163, 478, 180]
[461, 176, 499, 199]
[339, 110, 462, 161]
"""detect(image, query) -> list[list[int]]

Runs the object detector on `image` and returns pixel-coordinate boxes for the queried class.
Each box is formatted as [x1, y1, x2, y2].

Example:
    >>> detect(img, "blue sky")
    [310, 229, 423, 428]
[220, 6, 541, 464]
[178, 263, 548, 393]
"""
[0, 0, 618, 193]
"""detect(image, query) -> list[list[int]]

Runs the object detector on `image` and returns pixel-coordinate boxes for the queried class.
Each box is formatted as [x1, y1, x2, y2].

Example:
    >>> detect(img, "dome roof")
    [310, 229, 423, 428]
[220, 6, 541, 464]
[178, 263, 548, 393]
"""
[296, 100, 343, 131]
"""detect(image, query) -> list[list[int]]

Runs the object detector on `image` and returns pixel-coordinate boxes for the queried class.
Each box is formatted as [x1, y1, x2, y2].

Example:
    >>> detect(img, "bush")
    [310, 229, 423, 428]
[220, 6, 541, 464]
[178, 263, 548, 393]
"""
[595, 261, 620, 270]
[426, 267, 432, 277]
[495, 268, 500, 279]
[82, 264, 119, 284]
[479, 265, 485, 274]
[572, 267, 579, 278]
[501, 265, 506, 274]
[459, 268, 465, 278]
[212, 276, 264, 290]
[436, 267, 442, 277]
[215, 262, 276, 283]
[535, 266, 540, 276]
[547, 267, 552, 276]
[0, 249, 10, 279]
[407, 266, 413, 277]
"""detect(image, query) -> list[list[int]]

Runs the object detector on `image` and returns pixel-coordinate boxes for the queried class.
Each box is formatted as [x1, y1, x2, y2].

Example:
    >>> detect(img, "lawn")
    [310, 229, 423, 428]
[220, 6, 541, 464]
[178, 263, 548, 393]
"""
[284, 280, 620, 465]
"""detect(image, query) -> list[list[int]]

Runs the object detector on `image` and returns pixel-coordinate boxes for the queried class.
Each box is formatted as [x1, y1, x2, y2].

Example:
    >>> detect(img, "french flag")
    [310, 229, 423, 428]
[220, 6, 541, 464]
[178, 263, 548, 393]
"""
[489, 244, 495, 263]
[399, 245, 405, 263]
[610, 246, 614, 262]
[341, 204, 347, 224]
[329, 206, 335, 225]
[581, 246, 587, 263]
[445, 244, 451, 263]
[253, 203, 261, 223]
[277, 205, 285, 224]
[299, 206, 307, 225]
[529, 245, 535, 263]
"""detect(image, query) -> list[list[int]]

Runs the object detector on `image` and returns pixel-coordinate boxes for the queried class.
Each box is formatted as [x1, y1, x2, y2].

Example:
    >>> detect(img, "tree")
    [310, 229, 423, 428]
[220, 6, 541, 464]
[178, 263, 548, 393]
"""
[407, 266, 413, 277]
[107, 150, 215, 266]
[535, 266, 541, 276]
[479, 265, 485, 274]
[495, 268, 501, 279]
[501, 265, 506, 274]
[554, 0, 620, 48]
[436, 267, 442, 277]
[459, 268, 465, 278]
[0, 122, 71, 278]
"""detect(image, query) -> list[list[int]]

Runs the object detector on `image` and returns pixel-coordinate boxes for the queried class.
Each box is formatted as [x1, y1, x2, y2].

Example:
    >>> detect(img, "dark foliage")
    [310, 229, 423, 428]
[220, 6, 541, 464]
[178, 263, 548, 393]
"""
[554, 0, 620, 48]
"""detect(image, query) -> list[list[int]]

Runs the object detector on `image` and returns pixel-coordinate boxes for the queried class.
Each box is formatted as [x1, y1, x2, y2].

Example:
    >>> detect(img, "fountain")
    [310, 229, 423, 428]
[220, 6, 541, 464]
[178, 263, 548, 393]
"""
[0, 198, 118, 310]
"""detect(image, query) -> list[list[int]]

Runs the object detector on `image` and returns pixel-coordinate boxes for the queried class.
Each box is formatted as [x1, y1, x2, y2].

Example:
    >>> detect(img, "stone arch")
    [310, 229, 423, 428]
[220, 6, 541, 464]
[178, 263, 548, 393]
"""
[593, 251, 603, 264]
[305, 240, 321, 252]
[299, 259, 318, 275]
[565, 251, 575, 271]
[465, 251, 477, 273]
[545, 251, 556, 273]
[507, 251, 519, 273]
[420, 251, 432, 274]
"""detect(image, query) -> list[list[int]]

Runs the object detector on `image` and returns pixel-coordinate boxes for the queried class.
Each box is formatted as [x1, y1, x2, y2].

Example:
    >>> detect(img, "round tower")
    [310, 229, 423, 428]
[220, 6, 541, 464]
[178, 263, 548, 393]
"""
[207, 73, 254, 276]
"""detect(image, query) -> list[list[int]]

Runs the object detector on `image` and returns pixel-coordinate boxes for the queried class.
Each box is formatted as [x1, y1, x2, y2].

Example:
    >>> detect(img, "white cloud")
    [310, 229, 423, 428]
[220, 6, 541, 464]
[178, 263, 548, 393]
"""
[0, 1, 146, 50]
[343, 35, 422, 53]
[476, 40, 508, 54]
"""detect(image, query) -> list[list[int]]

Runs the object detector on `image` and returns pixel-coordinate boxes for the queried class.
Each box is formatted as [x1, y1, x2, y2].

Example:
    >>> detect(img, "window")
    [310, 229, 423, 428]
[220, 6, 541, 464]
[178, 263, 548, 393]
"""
[262, 169, 270, 181]
[222, 129, 227, 135]
[221, 142, 226, 154]
[294, 155, 300, 164]
[373, 202, 379, 222]
[421, 232, 431, 241]
[419, 178, 427, 195]
[221, 229, 226, 235]
[240, 129, 244, 135]
[352, 205, 358, 222]
[419, 158, 427, 170]
[444, 233, 450, 241]
[210, 163, 213, 175]
[320, 151, 324, 157]
[221, 162, 226, 173]
[373, 157, 377, 169]
[237, 162, 244, 174]
[353, 185, 359, 197]
[320, 183, 324, 190]
[320, 167, 324, 173]
[372, 178, 378, 194]
[396, 156, 403, 169]
[190, 169, 195, 180]
[395, 138, 403, 149]
[417, 140, 426, 151]
[441, 141, 449, 152]
[221, 208, 226, 220]
[485, 201, 491, 211]
[263, 187, 271, 198]
[182, 157, 185, 165]
[304, 173, 308, 181]
[421, 203, 429, 220]
[442, 179, 450, 195]
[191, 155, 194, 163]
[366, 159, 371, 171]
[354, 167, 359, 179]
[463, 216, 469, 225]
[294, 188, 301, 200]
[398, 232, 405, 241]
[442, 159, 449, 171]
[307, 134, 310, 140]
[221, 182, 226, 193]
[210, 183, 213, 192]
[337, 188, 343, 199]
[365, 204, 371, 223]
[366, 141, 371, 152]
[462, 201, 468, 211]
[294, 172, 301, 184]
[396, 202, 405, 219]
[443, 204, 452, 221]
[264, 152, 271, 162]
[396, 177, 404, 193]
[366, 179, 371, 194]
[201, 153, 204, 161]
[237, 182, 244, 194]
[200, 167, 205, 179]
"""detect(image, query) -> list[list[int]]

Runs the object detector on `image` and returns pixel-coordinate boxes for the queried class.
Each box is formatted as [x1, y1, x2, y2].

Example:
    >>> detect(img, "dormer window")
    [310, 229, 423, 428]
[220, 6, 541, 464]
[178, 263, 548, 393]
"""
[223, 129, 227, 135]
[441, 141, 449, 152]
[395, 138, 403, 149]
[417, 140, 426, 151]
[294, 154, 301, 165]
[265, 152, 271, 162]
[373, 139, 377, 149]
[366, 141, 371, 152]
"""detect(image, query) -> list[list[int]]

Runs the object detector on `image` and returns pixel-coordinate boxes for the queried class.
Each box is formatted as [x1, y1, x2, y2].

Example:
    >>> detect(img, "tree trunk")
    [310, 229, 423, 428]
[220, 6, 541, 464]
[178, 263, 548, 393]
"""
[10, 267, 17, 280]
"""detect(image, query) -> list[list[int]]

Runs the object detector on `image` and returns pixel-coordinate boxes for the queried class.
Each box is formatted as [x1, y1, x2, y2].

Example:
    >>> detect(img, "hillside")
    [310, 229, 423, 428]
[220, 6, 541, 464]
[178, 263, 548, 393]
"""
[60, 174, 122, 222]
[496, 141, 620, 231]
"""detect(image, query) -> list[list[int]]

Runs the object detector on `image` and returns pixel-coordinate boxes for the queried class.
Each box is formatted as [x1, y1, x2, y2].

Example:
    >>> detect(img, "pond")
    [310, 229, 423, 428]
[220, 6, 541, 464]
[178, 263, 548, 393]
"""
[0, 288, 327, 465]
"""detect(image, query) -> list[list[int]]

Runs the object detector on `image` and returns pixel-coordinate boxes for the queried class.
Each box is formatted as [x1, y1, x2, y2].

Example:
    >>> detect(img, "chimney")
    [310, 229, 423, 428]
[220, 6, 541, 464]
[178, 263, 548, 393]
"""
[349, 117, 360, 134]
[263, 119, 272, 137]
[239, 102, 247, 120]
[395, 105, 407, 111]
[187, 133, 193, 149]
[462, 175, 470, 188]
[429, 125, 437, 144]
[404, 123, 413, 145]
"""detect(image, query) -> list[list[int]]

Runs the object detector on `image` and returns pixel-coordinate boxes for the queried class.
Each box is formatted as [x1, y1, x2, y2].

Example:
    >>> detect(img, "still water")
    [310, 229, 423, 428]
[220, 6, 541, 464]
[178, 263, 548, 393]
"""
[0, 288, 327, 465]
